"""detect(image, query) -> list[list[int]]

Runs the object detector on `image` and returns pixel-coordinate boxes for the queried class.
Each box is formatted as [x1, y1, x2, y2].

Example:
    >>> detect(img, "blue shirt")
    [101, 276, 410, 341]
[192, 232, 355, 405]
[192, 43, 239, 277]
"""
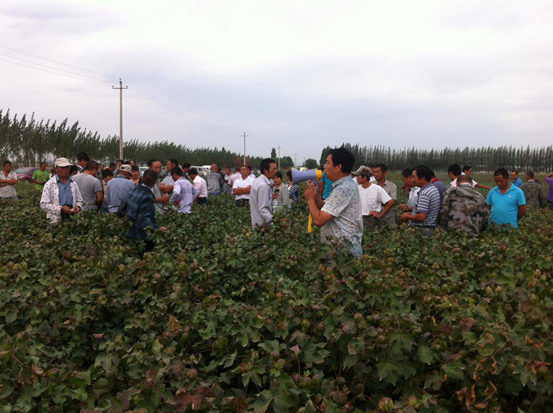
[410, 183, 441, 228]
[321, 172, 333, 200]
[512, 177, 522, 187]
[107, 175, 136, 213]
[486, 184, 526, 228]
[56, 175, 73, 206]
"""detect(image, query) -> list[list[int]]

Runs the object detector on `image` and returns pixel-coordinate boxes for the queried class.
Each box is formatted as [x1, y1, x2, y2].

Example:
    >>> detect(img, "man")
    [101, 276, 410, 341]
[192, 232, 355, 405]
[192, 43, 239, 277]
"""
[0, 160, 18, 201]
[228, 166, 241, 189]
[106, 164, 135, 213]
[233, 165, 255, 207]
[72, 160, 103, 211]
[40, 157, 83, 224]
[30, 162, 50, 191]
[486, 168, 526, 228]
[304, 148, 363, 258]
[399, 168, 420, 212]
[148, 158, 170, 214]
[189, 168, 208, 205]
[223, 166, 233, 194]
[160, 159, 178, 195]
[520, 171, 545, 211]
[170, 167, 198, 213]
[206, 164, 223, 196]
[114, 159, 123, 175]
[400, 165, 441, 237]
[430, 171, 447, 200]
[96, 163, 105, 180]
[109, 163, 117, 172]
[510, 170, 522, 187]
[100, 168, 114, 213]
[182, 162, 191, 181]
[251, 158, 277, 227]
[247, 165, 255, 180]
[76, 152, 90, 172]
[461, 165, 492, 190]
[439, 174, 489, 237]
[353, 167, 394, 230]
[545, 172, 553, 209]
[373, 163, 397, 225]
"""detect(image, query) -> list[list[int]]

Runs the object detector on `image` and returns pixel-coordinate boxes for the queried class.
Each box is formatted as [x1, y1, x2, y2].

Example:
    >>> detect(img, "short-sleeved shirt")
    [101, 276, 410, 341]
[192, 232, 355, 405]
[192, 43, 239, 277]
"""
[288, 184, 299, 202]
[193, 175, 208, 198]
[520, 180, 545, 210]
[410, 184, 441, 228]
[321, 176, 363, 258]
[72, 173, 103, 211]
[486, 184, 526, 228]
[545, 176, 553, 203]
[321, 172, 333, 200]
[358, 184, 392, 215]
[512, 177, 522, 187]
[170, 178, 198, 213]
[407, 187, 421, 207]
[431, 178, 447, 200]
[233, 176, 255, 200]
[206, 172, 222, 194]
[228, 172, 241, 188]
[57, 177, 74, 206]
[32, 169, 50, 191]
[161, 175, 175, 195]
[107, 175, 136, 213]
[378, 179, 397, 224]
[0, 171, 18, 198]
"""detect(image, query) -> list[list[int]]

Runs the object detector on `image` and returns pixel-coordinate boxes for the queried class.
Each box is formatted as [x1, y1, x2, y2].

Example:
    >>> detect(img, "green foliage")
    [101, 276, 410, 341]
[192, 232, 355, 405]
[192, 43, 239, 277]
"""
[304, 159, 319, 169]
[0, 183, 552, 412]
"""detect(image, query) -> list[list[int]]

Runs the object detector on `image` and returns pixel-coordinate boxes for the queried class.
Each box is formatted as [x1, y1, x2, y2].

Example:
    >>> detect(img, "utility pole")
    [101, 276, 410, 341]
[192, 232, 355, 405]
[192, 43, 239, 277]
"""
[112, 79, 128, 160]
[243, 132, 248, 165]
[294, 153, 297, 168]
[277, 146, 281, 170]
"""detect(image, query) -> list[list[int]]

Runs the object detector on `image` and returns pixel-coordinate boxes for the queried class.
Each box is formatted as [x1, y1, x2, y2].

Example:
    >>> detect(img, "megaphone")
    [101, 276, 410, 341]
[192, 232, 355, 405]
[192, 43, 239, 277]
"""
[291, 169, 323, 184]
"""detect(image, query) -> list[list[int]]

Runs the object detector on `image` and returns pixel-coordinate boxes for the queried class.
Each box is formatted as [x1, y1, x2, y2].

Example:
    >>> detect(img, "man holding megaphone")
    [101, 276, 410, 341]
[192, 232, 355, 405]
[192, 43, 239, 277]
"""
[302, 147, 363, 258]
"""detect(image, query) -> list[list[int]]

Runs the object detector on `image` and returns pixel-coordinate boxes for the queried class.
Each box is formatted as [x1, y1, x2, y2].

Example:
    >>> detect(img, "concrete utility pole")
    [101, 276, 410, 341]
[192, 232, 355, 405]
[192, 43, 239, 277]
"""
[112, 79, 128, 160]
[243, 132, 248, 165]
[294, 153, 297, 168]
[277, 146, 281, 170]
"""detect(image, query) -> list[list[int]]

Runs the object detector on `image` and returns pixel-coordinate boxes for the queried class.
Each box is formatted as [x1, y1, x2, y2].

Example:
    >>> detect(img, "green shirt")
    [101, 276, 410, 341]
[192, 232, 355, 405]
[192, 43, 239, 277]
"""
[32, 169, 50, 191]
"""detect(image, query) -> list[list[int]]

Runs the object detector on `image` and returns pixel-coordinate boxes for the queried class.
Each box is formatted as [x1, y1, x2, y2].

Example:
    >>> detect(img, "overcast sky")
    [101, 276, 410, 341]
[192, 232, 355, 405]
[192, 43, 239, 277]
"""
[1, 0, 551, 163]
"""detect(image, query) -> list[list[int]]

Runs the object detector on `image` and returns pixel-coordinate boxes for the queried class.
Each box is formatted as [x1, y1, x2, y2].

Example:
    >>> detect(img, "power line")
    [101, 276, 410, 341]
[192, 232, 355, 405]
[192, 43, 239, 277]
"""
[0, 44, 119, 80]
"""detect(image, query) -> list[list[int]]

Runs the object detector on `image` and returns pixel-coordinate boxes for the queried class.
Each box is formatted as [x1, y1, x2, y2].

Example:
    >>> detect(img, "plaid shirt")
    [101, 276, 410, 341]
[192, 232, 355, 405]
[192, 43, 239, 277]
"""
[126, 185, 158, 240]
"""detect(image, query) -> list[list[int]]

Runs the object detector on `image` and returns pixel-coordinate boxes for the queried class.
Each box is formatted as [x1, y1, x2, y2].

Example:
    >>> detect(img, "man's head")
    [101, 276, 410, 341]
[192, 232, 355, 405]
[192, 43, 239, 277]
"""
[225, 166, 231, 175]
[39, 162, 47, 171]
[354, 167, 373, 185]
[182, 163, 191, 173]
[324, 147, 355, 182]
[494, 169, 510, 190]
[102, 168, 114, 182]
[98, 163, 104, 171]
[211, 163, 218, 172]
[447, 164, 462, 181]
[462, 165, 472, 176]
[119, 164, 132, 178]
[240, 165, 249, 179]
[189, 168, 198, 178]
[457, 174, 472, 185]
[76, 152, 90, 168]
[286, 170, 293, 182]
[260, 158, 277, 179]
[117, 159, 123, 167]
[3, 160, 12, 173]
[130, 159, 136, 166]
[109, 163, 117, 170]
[54, 157, 73, 179]
[147, 158, 162, 174]
[274, 171, 283, 186]
[234, 166, 241, 173]
[401, 168, 415, 187]
[171, 166, 183, 181]
[85, 160, 99, 175]
[69, 165, 79, 177]
[525, 171, 535, 181]
[412, 165, 433, 187]
[510, 170, 519, 181]
[373, 163, 387, 182]
[131, 165, 140, 179]
[142, 169, 158, 188]
[166, 159, 178, 172]
[247, 165, 253, 174]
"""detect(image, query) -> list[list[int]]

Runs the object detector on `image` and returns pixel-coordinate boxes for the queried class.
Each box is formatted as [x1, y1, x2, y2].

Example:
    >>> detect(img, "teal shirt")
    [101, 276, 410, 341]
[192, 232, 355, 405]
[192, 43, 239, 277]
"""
[486, 184, 526, 228]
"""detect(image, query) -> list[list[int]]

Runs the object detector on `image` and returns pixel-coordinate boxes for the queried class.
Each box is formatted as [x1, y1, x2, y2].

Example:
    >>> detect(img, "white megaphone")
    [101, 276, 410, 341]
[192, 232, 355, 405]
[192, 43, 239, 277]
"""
[291, 169, 323, 184]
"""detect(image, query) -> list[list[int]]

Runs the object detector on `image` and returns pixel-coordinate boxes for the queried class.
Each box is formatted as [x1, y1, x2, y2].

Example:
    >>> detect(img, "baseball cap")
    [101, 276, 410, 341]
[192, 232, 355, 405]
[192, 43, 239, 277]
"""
[351, 165, 368, 176]
[119, 164, 132, 173]
[54, 157, 73, 167]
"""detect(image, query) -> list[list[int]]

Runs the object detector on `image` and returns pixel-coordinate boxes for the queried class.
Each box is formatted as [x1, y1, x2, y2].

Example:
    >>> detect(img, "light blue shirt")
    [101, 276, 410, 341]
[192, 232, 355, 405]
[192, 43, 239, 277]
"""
[56, 175, 73, 206]
[106, 175, 136, 213]
[321, 172, 333, 200]
[486, 184, 526, 228]
[170, 178, 198, 213]
[250, 174, 273, 228]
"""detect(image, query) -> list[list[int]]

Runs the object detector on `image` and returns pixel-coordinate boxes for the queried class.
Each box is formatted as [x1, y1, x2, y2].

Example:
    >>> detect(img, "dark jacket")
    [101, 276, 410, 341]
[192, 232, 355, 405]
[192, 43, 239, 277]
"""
[126, 184, 158, 240]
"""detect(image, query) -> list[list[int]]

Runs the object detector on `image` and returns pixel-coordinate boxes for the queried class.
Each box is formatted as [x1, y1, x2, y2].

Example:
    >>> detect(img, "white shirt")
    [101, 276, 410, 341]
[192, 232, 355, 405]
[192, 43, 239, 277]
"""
[451, 176, 477, 187]
[233, 176, 255, 200]
[407, 187, 421, 207]
[0, 171, 18, 198]
[193, 175, 208, 198]
[358, 183, 392, 215]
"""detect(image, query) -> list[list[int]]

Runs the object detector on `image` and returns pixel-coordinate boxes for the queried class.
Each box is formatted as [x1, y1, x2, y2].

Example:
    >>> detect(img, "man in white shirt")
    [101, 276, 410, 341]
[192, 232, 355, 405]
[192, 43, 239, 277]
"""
[0, 160, 18, 201]
[232, 165, 255, 206]
[169, 167, 198, 214]
[227, 166, 241, 189]
[189, 168, 208, 205]
[399, 168, 420, 212]
[160, 159, 178, 195]
[352, 167, 394, 230]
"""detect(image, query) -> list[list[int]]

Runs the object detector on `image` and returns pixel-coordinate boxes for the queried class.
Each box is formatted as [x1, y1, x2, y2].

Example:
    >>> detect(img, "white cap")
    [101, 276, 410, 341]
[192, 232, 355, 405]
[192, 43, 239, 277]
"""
[54, 157, 73, 167]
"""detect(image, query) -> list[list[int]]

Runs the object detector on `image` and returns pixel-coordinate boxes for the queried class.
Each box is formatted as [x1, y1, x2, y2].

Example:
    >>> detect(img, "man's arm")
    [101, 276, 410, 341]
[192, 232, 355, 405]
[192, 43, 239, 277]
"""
[400, 211, 426, 222]
[369, 199, 396, 218]
[517, 205, 526, 221]
[304, 182, 333, 227]
[475, 183, 491, 190]
[0, 176, 17, 185]
[257, 184, 273, 225]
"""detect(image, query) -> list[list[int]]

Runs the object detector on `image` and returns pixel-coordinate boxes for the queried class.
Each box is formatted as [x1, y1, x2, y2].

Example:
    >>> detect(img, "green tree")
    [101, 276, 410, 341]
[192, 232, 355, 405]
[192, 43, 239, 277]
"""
[271, 148, 277, 159]
[304, 158, 318, 169]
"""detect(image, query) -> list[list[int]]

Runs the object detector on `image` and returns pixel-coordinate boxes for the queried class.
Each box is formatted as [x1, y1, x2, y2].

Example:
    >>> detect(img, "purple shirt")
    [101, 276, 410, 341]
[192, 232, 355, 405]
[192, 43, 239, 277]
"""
[545, 176, 553, 202]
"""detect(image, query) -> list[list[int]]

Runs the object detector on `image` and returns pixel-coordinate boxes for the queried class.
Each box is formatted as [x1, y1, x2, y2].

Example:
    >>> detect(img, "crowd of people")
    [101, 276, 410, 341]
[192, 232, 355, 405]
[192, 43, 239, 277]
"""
[1, 147, 552, 256]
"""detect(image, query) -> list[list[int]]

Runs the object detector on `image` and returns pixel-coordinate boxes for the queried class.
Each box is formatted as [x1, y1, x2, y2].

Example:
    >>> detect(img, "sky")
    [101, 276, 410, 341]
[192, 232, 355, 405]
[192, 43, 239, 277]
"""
[1, 0, 552, 164]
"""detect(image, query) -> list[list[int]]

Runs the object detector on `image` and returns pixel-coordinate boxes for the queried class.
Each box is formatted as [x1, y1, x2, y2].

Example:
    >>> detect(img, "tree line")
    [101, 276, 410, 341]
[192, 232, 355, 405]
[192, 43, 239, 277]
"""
[319, 143, 553, 173]
[0, 110, 265, 168]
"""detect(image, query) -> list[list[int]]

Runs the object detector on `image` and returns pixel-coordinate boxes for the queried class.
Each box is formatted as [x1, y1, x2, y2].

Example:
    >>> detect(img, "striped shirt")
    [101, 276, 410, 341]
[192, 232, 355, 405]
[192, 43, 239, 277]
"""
[410, 183, 441, 228]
